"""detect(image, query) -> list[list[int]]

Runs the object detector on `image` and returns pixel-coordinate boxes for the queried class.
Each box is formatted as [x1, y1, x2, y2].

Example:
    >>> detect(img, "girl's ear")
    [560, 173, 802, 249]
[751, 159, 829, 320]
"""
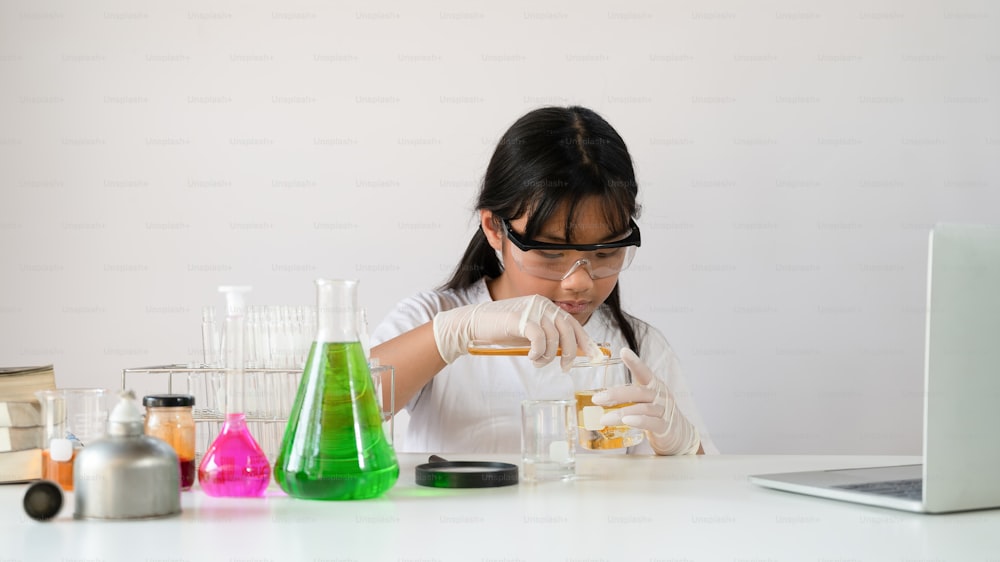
[480, 210, 504, 251]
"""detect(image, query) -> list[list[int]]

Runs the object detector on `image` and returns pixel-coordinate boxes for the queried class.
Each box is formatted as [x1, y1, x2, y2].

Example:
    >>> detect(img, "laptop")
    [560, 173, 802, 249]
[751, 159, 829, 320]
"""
[750, 223, 1000, 513]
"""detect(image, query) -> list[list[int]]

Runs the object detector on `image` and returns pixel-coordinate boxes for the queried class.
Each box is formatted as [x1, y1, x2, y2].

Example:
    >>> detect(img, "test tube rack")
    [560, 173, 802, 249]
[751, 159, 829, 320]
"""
[121, 363, 394, 466]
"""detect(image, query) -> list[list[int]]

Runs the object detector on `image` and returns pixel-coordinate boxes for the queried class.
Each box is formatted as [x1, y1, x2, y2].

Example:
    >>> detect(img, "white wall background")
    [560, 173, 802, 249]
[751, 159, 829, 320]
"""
[2, 0, 998, 454]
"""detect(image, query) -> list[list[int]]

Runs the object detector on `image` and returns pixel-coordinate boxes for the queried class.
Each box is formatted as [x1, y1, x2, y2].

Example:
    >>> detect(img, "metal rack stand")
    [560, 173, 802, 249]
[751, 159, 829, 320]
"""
[122, 363, 394, 465]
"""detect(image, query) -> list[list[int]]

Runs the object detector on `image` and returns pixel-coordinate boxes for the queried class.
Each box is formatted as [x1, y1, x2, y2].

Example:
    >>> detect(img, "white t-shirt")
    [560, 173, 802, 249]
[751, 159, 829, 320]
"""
[371, 278, 717, 455]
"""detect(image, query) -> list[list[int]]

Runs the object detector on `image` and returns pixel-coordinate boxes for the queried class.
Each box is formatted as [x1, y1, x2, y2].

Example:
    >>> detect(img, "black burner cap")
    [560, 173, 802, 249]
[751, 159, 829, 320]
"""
[23, 480, 64, 521]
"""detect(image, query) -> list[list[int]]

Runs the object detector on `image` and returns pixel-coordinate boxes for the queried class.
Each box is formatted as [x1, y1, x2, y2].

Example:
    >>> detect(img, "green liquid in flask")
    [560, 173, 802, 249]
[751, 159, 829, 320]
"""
[275, 341, 398, 500]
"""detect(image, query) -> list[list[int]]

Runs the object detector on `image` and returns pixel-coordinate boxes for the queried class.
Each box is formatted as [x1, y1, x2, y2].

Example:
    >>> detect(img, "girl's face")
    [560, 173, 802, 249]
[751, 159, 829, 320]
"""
[482, 197, 626, 326]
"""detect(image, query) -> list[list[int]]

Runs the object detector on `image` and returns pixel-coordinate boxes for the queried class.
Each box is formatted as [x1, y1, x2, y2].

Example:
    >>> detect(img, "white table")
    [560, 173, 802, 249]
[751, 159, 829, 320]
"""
[2, 454, 998, 561]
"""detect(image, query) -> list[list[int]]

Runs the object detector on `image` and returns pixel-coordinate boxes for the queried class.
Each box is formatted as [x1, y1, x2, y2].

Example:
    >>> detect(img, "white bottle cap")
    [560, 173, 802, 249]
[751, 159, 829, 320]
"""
[109, 392, 144, 424]
[49, 438, 74, 462]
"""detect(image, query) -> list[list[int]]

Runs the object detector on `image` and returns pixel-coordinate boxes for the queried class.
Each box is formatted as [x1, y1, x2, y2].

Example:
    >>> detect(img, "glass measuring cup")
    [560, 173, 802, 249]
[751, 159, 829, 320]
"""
[35, 388, 109, 491]
[568, 358, 645, 451]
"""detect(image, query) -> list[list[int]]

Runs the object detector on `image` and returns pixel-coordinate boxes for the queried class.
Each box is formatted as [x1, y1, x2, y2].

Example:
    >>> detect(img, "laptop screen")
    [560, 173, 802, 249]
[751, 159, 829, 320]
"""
[923, 223, 1000, 512]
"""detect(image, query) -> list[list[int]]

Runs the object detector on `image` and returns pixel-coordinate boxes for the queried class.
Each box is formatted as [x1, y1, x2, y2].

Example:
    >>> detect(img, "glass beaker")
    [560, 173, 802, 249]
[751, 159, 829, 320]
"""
[275, 279, 399, 500]
[368, 360, 395, 445]
[35, 388, 109, 491]
[569, 359, 645, 451]
[521, 399, 576, 481]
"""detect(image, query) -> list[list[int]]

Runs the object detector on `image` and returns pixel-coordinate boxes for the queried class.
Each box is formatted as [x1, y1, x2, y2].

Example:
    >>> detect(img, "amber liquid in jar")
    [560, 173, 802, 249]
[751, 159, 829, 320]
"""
[143, 395, 196, 491]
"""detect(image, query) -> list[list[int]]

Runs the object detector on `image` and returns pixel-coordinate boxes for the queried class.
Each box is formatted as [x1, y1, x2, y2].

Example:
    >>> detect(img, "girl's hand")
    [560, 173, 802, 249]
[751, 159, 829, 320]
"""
[592, 348, 701, 455]
[432, 295, 603, 371]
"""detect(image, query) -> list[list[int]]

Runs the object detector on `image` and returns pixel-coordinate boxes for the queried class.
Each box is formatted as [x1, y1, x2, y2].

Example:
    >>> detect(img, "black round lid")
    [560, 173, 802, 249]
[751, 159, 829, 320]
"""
[23, 480, 64, 521]
[415, 458, 519, 489]
[142, 394, 195, 408]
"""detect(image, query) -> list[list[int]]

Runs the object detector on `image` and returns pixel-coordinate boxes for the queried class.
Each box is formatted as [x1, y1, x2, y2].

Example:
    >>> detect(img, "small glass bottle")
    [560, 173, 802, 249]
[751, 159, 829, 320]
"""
[275, 279, 398, 500]
[143, 394, 197, 490]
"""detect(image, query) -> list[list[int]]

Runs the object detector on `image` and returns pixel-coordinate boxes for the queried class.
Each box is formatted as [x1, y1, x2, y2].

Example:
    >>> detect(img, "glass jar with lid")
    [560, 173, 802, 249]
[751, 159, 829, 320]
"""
[142, 394, 196, 491]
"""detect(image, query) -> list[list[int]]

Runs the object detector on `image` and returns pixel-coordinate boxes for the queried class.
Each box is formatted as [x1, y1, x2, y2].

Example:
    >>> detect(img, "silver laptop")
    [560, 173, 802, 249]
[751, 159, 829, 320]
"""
[750, 223, 1000, 513]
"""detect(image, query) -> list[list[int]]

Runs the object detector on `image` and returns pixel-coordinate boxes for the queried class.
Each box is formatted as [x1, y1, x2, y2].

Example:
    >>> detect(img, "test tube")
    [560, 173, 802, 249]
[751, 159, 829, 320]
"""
[467, 342, 617, 366]
[202, 306, 218, 368]
[268, 306, 281, 368]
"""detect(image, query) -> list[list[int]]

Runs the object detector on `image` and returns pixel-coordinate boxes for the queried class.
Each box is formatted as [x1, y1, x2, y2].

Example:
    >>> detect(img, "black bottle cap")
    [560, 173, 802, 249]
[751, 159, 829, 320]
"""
[142, 394, 195, 408]
[23, 480, 64, 521]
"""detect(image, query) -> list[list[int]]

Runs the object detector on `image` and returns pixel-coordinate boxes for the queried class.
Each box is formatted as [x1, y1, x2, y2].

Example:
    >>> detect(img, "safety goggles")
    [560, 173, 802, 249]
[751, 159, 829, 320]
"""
[501, 217, 641, 281]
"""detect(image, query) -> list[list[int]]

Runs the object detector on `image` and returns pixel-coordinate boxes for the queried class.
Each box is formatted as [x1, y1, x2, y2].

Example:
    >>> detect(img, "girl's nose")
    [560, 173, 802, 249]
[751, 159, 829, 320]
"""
[560, 259, 595, 290]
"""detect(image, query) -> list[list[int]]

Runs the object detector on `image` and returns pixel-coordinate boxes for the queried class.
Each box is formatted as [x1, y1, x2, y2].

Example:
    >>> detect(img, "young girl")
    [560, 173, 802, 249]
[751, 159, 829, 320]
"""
[370, 106, 715, 455]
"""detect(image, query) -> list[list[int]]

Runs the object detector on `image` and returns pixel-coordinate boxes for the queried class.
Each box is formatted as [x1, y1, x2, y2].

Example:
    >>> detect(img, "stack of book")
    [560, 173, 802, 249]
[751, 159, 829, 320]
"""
[0, 365, 56, 483]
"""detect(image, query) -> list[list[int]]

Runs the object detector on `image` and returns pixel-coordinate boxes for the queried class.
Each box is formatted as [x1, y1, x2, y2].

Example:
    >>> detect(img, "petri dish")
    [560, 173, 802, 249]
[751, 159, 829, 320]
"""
[415, 459, 519, 488]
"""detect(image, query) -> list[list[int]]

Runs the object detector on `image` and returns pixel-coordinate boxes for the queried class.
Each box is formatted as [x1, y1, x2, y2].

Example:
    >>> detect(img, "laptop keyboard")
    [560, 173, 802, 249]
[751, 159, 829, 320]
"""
[833, 478, 923, 500]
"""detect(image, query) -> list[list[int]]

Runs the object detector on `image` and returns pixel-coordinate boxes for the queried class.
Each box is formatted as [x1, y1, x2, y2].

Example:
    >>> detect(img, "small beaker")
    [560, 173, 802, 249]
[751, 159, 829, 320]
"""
[569, 360, 645, 451]
[369, 361, 395, 445]
[35, 388, 109, 491]
[521, 399, 576, 481]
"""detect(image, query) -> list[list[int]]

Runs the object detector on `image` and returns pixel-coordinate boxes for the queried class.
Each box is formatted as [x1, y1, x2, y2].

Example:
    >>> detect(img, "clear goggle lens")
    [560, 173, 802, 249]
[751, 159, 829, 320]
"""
[511, 245, 637, 281]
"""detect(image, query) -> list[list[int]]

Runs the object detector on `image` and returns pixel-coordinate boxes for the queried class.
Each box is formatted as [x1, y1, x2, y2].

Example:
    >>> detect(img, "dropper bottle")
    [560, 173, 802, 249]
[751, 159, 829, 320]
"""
[197, 285, 271, 497]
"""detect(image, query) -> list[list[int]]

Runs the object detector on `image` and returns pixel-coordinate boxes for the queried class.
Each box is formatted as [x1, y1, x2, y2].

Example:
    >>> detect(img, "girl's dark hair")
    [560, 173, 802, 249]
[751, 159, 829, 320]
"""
[443, 106, 643, 354]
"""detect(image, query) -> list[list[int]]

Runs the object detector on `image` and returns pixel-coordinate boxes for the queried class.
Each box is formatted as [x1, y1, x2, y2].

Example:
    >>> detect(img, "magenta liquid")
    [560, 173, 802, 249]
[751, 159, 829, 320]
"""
[198, 413, 271, 497]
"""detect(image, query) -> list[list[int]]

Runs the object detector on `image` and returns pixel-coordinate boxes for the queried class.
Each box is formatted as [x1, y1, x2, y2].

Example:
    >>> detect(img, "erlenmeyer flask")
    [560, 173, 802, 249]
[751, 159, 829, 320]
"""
[198, 286, 271, 497]
[275, 279, 398, 500]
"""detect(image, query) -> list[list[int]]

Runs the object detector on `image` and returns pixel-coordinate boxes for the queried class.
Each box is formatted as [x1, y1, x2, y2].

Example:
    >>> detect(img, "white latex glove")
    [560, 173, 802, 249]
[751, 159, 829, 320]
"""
[433, 294, 603, 371]
[592, 348, 701, 455]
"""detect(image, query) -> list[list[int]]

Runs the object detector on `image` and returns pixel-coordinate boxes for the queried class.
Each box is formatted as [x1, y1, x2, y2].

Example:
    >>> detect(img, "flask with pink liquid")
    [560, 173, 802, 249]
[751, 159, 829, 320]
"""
[197, 286, 271, 497]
